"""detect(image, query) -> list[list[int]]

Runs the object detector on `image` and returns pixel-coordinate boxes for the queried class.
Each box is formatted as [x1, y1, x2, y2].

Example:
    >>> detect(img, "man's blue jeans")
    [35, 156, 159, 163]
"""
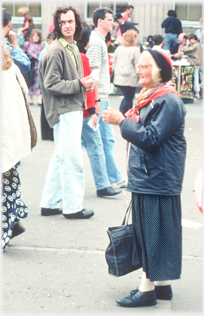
[97, 100, 122, 184]
[81, 117, 109, 190]
[163, 33, 178, 51]
[40, 111, 85, 214]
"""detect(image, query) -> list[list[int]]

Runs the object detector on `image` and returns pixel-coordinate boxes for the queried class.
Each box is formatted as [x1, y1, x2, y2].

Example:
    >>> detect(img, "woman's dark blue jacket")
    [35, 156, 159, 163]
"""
[120, 93, 186, 196]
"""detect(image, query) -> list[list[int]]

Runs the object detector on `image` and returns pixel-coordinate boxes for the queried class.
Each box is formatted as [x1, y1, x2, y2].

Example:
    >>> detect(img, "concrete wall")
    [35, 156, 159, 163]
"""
[132, 3, 173, 43]
[41, 2, 85, 39]
[40, 2, 200, 43]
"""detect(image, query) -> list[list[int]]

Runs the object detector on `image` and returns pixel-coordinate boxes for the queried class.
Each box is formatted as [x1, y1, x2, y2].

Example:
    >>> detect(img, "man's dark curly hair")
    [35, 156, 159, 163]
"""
[52, 5, 83, 41]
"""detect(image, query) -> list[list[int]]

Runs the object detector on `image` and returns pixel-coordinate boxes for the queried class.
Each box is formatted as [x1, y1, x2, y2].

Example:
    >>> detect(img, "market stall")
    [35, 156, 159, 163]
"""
[172, 57, 194, 104]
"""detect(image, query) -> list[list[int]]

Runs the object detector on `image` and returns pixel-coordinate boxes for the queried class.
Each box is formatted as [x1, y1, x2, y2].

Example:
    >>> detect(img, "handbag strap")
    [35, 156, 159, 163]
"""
[122, 201, 132, 226]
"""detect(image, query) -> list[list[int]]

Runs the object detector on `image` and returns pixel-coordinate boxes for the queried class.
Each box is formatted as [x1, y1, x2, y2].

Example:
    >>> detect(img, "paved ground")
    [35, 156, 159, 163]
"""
[2, 95, 204, 314]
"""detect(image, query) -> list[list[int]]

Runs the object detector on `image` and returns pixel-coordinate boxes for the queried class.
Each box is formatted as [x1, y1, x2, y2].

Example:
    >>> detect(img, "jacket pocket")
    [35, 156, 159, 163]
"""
[140, 154, 148, 174]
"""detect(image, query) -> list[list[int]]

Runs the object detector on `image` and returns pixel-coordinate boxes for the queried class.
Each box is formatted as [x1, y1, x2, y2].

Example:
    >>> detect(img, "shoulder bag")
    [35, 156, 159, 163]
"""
[16, 76, 38, 149]
[105, 201, 142, 277]
[23, 43, 35, 88]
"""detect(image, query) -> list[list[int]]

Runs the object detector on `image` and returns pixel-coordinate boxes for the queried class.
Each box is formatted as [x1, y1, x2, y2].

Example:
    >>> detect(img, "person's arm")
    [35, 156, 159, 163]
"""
[115, 22, 120, 32]
[178, 21, 182, 35]
[21, 21, 29, 31]
[86, 42, 101, 114]
[94, 82, 100, 115]
[42, 54, 93, 96]
[161, 18, 168, 29]
[4, 32, 30, 74]
[103, 97, 185, 153]
[195, 29, 201, 41]
[183, 45, 195, 55]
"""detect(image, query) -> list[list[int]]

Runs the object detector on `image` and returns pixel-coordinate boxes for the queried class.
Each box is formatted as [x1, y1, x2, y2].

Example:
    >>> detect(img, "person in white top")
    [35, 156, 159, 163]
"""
[152, 34, 171, 56]
[2, 43, 31, 252]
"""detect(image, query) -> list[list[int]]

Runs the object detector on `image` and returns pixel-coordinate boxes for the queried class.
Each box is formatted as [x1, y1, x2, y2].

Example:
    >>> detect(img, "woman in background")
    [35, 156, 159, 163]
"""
[2, 44, 31, 252]
[113, 29, 140, 115]
[23, 29, 44, 105]
[18, 5, 34, 42]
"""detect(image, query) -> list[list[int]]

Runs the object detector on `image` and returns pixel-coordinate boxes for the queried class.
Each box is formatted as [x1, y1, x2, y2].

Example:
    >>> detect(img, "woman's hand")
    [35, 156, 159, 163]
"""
[102, 108, 125, 125]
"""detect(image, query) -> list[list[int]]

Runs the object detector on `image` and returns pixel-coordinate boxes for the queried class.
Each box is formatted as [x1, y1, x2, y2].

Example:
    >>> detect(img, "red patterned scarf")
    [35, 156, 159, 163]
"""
[125, 82, 179, 122]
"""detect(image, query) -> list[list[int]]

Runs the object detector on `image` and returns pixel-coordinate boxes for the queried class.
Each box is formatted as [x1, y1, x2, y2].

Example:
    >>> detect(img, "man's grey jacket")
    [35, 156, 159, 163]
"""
[39, 39, 86, 128]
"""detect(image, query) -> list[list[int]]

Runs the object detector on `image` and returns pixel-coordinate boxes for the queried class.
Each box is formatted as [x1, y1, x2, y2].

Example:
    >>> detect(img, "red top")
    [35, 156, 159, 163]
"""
[80, 53, 96, 118]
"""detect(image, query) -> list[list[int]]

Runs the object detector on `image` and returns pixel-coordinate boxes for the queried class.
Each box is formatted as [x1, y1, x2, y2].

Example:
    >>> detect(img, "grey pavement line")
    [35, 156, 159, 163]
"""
[8, 245, 105, 254]
[7, 245, 203, 260]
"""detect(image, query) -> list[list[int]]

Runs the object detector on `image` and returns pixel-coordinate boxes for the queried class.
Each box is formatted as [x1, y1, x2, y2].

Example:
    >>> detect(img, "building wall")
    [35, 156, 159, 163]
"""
[41, 2, 85, 38]
[40, 2, 200, 42]
[132, 3, 173, 42]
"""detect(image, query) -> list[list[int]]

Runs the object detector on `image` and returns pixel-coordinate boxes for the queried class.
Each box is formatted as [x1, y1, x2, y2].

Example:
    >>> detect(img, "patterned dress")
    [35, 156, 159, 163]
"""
[23, 13, 34, 41]
[2, 167, 28, 252]
[23, 41, 44, 96]
[132, 193, 182, 281]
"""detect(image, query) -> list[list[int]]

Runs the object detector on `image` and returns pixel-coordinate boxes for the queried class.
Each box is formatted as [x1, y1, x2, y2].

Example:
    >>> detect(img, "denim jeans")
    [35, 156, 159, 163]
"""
[194, 68, 200, 93]
[98, 100, 122, 184]
[40, 111, 85, 214]
[119, 86, 136, 115]
[163, 33, 178, 51]
[81, 117, 109, 190]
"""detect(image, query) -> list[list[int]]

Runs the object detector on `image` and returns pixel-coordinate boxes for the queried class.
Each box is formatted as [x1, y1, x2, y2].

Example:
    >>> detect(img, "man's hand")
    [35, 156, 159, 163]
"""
[102, 108, 125, 125]
[174, 51, 183, 58]
[81, 75, 94, 91]
[7, 31, 19, 49]
[91, 113, 98, 128]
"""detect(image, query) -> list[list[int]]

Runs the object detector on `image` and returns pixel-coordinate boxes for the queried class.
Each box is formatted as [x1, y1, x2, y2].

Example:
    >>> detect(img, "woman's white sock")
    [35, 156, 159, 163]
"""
[139, 272, 155, 292]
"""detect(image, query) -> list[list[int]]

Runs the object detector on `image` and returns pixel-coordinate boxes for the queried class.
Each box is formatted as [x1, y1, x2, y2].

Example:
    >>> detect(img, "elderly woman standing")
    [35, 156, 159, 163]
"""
[102, 49, 186, 307]
[113, 29, 140, 114]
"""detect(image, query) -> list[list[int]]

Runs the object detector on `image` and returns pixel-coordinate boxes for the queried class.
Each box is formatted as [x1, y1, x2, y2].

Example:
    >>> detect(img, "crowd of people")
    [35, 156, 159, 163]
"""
[1, 3, 203, 309]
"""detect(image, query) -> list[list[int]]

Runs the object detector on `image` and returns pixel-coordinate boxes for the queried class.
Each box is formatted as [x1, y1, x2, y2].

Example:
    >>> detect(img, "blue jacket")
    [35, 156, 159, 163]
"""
[3, 37, 30, 74]
[161, 16, 182, 35]
[120, 93, 186, 196]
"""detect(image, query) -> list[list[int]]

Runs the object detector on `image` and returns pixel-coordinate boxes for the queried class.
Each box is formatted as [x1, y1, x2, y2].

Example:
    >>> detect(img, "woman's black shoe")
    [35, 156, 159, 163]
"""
[155, 285, 173, 300]
[11, 222, 26, 239]
[130, 285, 173, 300]
[116, 290, 157, 307]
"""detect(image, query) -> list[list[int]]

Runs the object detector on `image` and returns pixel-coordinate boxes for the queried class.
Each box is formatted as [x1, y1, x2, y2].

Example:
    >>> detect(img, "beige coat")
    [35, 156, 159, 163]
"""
[183, 41, 202, 69]
[2, 63, 31, 173]
[113, 45, 140, 87]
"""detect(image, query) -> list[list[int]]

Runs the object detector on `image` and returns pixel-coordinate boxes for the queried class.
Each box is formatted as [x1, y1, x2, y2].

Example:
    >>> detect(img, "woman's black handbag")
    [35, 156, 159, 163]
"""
[16, 76, 37, 149]
[110, 70, 114, 83]
[23, 56, 35, 88]
[105, 201, 142, 277]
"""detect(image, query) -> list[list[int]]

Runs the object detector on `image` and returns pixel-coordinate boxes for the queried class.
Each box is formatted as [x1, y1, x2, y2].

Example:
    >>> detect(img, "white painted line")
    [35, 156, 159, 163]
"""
[181, 218, 203, 229]
[7, 245, 203, 260]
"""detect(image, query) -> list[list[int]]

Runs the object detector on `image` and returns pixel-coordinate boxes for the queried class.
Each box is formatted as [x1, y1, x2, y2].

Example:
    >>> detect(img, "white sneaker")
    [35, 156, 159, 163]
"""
[111, 179, 127, 189]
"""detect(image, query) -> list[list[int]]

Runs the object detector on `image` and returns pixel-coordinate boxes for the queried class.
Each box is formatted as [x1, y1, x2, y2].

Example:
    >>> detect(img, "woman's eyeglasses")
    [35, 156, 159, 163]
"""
[136, 64, 152, 71]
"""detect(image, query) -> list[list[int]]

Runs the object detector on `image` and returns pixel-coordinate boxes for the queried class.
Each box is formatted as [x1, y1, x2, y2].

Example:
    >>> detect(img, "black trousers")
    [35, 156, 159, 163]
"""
[40, 100, 54, 141]
[119, 86, 136, 115]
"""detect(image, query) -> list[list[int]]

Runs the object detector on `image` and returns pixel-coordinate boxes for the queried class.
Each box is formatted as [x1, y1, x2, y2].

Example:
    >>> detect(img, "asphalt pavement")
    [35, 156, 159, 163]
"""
[2, 95, 204, 314]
